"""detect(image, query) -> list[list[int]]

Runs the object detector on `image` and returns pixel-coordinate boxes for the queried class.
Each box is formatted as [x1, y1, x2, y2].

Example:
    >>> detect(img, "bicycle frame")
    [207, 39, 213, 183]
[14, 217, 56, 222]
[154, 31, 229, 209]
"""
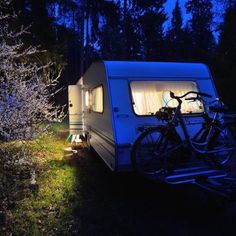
[168, 97, 235, 155]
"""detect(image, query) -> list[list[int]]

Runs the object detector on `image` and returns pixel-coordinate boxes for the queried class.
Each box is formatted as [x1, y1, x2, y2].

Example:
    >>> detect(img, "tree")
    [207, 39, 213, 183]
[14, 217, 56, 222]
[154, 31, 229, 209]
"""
[11, 0, 78, 90]
[218, 0, 236, 59]
[168, 0, 183, 42]
[73, 0, 122, 70]
[98, 0, 142, 60]
[0, 1, 64, 141]
[12, 0, 55, 48]
[185, 0, 215, 60]
[135, 0, 167, 60]
[166, 0, 185, 60]
[216, 0, 236, 108]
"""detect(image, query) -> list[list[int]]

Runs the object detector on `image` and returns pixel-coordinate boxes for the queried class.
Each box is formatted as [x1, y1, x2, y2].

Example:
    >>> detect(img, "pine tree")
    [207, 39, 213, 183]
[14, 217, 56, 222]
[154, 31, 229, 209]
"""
[11, 0, 69, 68]
[97, 0, 122, 60]
[218, 0, 236, 60]
[168, 0, 183, 43]
[216, 0, 236, 108]
[166, 0, 184, 60]
[185, 0, 215, 60]
[98, 0, 142, 60]
[135, 0, 167, 60]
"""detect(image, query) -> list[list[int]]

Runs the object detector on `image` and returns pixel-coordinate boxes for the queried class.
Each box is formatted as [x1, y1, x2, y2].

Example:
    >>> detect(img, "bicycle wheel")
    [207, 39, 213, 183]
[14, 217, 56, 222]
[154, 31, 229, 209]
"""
[131, 127, 181, 178]
[209, 124, 236, 165]
[226, 121, 236, 141]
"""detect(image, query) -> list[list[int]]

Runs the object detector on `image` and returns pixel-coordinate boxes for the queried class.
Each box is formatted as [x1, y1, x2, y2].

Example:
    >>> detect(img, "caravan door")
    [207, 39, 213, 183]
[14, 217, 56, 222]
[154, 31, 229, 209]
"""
[68, 85, 83, 135]
[109, 79, 135, 145]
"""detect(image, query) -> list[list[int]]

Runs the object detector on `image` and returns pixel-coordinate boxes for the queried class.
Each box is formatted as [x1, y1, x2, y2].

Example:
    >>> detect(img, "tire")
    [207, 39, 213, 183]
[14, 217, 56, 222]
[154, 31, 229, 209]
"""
[209, 124, 236, 166]
[131, 127, 181, 178]
[226, 121, 236, 141]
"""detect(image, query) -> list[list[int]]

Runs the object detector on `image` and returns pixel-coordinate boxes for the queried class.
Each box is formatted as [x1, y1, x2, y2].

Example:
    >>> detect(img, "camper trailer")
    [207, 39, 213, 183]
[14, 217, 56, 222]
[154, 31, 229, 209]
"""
[68, 61, 218, 172]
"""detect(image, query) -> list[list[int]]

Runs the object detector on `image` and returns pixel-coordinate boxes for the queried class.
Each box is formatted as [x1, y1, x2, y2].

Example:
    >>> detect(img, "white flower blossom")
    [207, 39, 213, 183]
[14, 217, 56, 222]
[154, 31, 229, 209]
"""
[0, 0, 65, 141]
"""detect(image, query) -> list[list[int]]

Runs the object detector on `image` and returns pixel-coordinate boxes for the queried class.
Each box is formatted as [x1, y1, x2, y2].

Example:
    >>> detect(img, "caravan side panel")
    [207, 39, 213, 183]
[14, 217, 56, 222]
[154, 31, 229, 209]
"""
[107, 67, 218, 171]
[81, 62, 116, 170]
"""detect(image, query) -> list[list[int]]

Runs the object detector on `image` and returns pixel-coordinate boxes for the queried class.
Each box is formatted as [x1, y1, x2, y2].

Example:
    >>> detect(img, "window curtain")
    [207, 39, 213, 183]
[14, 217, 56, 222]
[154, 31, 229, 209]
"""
[130, 81, 204, 115]
[92, 86, 103, 112]
[131, 82, 163, 115]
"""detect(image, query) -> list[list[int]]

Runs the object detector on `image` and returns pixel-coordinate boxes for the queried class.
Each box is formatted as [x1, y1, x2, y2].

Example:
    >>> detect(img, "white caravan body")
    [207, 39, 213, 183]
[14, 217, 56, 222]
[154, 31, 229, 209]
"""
[68, 61, 218, 171]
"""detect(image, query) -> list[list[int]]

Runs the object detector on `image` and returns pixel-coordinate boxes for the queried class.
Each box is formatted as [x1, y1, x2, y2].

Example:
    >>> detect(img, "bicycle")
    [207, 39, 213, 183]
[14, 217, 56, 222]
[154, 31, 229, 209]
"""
[131, 91, 236, 179]
[193, 97, 236, 166]
[203, 96, 236, 141]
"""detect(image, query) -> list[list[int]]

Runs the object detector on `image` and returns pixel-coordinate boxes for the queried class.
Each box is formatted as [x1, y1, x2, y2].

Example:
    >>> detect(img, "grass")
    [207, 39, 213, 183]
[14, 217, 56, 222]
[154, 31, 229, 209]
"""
[2, 122, 236, 235]
[1, 123, 81, 235]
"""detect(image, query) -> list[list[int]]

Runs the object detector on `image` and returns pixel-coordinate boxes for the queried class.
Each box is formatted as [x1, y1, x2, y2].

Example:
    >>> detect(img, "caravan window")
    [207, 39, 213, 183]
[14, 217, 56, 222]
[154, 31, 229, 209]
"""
[130, 81, 204, 115]
[91, 85, 103, 113]
[85, 91, 90, 107]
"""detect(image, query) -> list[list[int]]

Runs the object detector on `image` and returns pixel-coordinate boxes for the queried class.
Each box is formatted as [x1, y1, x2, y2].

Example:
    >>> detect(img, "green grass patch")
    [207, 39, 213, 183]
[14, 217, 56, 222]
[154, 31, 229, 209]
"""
[3, 123, 80, 235]
[48, 121, 68, 135]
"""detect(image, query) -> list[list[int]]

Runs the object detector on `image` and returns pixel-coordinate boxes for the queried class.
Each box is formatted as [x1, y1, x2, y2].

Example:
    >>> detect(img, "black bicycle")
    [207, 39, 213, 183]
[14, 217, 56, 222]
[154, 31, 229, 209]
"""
[131, 91, 236, 179]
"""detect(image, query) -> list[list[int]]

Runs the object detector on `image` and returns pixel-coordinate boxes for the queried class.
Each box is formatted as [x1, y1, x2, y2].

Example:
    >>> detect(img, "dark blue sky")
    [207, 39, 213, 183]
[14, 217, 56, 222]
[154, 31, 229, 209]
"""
[165, 0, 187, 18]
[164, 0, 188, 29]
[165, 0, 223, 24]
[164, 0, 223, 38]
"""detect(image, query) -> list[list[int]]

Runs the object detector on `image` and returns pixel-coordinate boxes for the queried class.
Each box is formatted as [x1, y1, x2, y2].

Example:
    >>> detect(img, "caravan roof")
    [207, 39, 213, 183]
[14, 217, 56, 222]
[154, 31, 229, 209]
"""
[103, 61, 211, 79]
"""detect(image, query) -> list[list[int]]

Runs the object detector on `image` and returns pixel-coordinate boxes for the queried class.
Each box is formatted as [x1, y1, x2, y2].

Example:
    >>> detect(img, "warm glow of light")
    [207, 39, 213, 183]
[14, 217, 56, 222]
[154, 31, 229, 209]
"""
[91, 86, 103, 113]
[85, 90, 89, 107]
[131, 81, 204, 115]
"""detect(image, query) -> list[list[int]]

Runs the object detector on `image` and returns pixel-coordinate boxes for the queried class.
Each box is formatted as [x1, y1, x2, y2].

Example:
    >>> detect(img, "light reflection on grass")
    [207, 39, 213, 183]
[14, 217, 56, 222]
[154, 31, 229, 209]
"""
[9, 123, 80, 235]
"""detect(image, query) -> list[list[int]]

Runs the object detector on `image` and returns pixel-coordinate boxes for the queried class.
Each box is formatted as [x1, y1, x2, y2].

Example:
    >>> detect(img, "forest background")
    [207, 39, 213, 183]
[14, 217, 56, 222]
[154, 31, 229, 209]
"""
[9, 0, 236, 108]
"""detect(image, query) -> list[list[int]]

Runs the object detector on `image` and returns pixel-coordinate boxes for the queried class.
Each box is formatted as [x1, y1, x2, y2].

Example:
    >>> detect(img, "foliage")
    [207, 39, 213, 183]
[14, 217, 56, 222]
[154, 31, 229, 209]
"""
[99, 0, 142, 60]
[185, 0, 215, 60]
[135, 0, 167, 60]
[166, 0, 186, 60]
[218, 1, 236, 60]
[6, 0, 236, 107]
[0, 124, 80, 235]
[215, 1, 236, 108]
[0, 0, 65, 141]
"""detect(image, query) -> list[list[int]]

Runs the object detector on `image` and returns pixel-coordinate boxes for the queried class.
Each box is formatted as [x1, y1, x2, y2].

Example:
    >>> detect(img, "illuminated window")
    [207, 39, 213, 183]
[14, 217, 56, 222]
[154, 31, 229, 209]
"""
[91, 85, 103, 113]
[130, 81, 204, 115]
[85, 90, 90, 107]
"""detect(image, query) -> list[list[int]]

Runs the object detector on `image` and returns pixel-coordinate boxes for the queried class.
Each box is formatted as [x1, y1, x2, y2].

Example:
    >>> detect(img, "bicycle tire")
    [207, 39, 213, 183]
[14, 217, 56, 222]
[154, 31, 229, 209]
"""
[225, 121, 236, 141]
[208, 124, 236, 166]
[131, 127, 181, 178]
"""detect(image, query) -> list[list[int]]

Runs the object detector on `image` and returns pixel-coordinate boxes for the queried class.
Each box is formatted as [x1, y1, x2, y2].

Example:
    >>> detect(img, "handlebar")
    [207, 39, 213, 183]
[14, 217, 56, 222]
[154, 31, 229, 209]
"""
[169, 91, 212, 108]
[185, 97, 199, 101]
[170, 91, 212, 100]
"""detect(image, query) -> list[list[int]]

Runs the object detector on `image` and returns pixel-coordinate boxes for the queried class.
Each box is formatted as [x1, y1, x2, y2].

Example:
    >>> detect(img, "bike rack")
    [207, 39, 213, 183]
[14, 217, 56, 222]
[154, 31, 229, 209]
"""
[193, 178, 236, 198]
[163, 160, 236, 198]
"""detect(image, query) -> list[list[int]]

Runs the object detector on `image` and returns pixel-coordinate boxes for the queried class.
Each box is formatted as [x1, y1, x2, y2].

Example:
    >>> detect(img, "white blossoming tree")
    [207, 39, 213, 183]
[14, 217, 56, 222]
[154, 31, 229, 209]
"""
[0, 0, 65, 142]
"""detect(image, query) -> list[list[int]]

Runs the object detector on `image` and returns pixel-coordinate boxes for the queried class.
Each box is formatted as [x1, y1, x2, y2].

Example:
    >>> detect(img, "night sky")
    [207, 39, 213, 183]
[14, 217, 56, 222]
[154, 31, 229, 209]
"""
[164, 0, 223, 38]
[165, 0, 223, 23]
[165, 0, 187, 18]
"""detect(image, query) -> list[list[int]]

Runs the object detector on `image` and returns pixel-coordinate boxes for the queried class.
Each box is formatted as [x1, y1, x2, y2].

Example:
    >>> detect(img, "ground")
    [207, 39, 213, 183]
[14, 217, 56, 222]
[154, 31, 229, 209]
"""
[1, 124, 236, 235]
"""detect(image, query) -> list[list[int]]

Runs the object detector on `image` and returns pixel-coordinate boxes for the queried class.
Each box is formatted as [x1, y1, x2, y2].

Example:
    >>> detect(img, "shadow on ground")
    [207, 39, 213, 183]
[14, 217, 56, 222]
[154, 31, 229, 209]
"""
[67, 148, 236, 236]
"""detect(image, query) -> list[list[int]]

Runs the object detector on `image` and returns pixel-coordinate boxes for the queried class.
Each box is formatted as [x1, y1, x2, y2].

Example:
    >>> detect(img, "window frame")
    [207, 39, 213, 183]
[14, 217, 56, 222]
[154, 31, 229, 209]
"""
[91, 84, 104, 114]
[129, 80, 205, 117]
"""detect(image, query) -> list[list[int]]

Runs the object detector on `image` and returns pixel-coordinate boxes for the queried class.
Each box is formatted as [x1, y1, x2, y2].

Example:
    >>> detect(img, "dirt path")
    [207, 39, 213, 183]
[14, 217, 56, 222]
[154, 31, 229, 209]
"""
[70, 148, 236, 236]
